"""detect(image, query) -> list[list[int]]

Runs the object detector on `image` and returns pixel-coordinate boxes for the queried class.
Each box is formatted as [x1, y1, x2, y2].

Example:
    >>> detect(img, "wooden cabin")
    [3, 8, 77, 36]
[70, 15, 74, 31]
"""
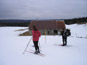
[29, 20, 66, 35]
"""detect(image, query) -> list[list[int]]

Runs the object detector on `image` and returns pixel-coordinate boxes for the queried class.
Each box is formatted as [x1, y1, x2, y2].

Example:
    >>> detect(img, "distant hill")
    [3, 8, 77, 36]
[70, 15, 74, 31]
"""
[0, 17, 87, 26]
[0, 20, 31, 27]
[64, 17, 87, 25]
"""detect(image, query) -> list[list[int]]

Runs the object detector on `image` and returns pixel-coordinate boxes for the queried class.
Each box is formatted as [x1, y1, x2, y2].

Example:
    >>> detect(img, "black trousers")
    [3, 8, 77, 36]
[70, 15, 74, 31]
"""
[62, 36, 67, 45]
[33, 41, 39, 51]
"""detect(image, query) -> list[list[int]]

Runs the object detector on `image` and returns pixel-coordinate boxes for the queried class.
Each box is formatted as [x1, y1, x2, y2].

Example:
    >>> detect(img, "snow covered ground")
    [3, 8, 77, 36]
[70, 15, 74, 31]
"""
[0, 24, 87, 65]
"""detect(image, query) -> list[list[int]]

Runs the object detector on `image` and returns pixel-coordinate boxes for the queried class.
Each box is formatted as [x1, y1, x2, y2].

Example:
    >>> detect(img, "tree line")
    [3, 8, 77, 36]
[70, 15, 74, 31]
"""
[0, 17, 87, 27]
[64, 17, 87, 25]
[0, 20, 31, 27]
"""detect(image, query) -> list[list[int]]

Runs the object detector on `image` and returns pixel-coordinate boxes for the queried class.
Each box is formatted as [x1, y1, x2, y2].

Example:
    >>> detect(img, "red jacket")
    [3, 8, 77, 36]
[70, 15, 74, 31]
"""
[32, 30, 41, 41]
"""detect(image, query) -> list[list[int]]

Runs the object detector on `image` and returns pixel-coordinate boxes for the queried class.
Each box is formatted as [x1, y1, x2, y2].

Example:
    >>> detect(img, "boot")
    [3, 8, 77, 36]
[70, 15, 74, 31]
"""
[61, 44, 65, 46]
[34, 51, 38, 54]
[64, 44, 67, 46]
[37, 50, 40, 53]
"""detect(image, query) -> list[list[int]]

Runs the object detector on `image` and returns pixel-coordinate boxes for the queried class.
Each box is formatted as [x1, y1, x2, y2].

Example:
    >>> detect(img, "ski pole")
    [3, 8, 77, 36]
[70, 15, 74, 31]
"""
[23, 37, 32, 54]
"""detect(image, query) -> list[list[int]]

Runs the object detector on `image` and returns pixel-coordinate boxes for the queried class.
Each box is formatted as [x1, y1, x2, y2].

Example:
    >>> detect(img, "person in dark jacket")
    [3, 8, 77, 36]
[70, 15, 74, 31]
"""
[61, 29, 68, 46]
[32, 25, 41, 54]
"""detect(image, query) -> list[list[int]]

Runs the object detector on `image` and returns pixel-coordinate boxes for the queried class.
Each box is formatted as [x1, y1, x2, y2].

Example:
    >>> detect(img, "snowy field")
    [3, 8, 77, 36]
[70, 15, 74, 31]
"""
[0, 24, 87, 65]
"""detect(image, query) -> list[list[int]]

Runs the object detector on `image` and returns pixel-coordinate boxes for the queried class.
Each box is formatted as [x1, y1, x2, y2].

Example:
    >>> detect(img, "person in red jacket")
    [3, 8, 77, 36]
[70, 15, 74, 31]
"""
[32, 25, 41, 54]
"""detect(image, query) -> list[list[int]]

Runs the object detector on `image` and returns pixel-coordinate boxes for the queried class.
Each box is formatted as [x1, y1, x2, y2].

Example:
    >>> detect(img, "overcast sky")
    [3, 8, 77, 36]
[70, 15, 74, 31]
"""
[0, 0, 87, 19]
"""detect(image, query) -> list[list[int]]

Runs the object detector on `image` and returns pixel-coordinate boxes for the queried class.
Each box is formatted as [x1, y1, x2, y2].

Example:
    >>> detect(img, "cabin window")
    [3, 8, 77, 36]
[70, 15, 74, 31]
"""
[54, 30, 58, 34]
[48, 31, 50, 34]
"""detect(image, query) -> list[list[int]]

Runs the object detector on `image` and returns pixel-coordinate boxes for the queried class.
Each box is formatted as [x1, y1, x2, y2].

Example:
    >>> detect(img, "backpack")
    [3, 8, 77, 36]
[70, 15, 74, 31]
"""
[65, 29, 71, 36]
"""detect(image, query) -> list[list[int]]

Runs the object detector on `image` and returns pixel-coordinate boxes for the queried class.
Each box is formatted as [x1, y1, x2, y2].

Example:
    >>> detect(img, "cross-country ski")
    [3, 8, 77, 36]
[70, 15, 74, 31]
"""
[26, 51, 45, 57]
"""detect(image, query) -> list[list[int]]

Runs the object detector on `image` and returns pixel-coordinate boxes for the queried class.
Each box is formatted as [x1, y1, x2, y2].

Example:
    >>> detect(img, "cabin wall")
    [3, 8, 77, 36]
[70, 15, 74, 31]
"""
[29, 29, 62, 35]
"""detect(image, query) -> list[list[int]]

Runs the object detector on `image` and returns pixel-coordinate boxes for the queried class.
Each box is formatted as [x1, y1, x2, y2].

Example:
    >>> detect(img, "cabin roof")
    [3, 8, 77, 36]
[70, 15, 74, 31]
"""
[29, 20, 66, 30]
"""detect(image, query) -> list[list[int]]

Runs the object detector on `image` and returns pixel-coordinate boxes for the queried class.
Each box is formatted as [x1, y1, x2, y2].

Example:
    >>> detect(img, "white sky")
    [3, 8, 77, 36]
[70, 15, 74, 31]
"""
[0, 0, 87, 19]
